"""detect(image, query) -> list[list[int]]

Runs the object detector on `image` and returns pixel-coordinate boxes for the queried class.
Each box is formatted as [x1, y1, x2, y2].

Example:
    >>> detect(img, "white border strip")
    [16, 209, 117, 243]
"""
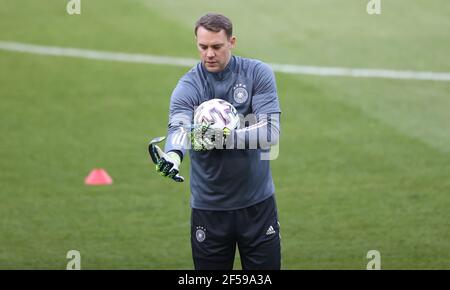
[1, 41, 450, 81]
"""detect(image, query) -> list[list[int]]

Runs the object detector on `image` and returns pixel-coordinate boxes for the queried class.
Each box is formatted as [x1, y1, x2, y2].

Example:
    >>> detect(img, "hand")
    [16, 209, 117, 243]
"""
[190, 124, 232, 151]
[154, 147, 184, 182]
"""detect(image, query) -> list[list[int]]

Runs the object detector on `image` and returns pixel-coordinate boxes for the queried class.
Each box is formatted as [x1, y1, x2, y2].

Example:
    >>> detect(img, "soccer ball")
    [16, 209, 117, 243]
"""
[194, 99, 240, 131]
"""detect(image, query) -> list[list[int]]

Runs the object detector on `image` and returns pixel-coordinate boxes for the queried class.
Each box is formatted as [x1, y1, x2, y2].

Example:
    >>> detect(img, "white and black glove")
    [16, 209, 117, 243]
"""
[155, 148, 184, 182]
[148, 136, 184, 182]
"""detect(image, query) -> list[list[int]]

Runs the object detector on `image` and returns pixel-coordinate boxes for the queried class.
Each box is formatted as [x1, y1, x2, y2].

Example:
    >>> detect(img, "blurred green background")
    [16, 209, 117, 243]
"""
[0, 0, 449, 269]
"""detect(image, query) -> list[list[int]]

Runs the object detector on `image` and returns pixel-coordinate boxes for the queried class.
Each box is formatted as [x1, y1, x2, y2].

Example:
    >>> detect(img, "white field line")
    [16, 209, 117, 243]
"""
[1, 41, 450, 81]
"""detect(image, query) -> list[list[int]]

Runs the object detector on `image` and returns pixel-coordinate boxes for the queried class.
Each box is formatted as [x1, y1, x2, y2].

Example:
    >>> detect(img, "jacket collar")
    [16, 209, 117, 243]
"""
[201, 55, 236, 81]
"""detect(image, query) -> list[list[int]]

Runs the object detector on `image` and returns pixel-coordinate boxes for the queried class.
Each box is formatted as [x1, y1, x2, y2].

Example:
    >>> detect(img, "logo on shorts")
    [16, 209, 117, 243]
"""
[195, 226, 206, 242]
[233, 83, 248, 104]
[266, 225, 276, 235]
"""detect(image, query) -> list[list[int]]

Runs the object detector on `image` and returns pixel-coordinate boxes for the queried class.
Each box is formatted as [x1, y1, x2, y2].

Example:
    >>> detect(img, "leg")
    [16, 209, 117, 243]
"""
[191, 208, 237, 270]
[236, 196, 281, 270]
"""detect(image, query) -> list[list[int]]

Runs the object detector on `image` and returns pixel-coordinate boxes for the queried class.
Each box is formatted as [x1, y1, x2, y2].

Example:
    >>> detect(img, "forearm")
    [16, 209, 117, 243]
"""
[164, 113, 191, 159]
[232, 113, 280, 150]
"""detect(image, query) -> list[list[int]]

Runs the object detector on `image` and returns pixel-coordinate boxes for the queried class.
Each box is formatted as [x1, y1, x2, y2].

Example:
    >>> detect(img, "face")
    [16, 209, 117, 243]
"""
[196, 26, 236, 73]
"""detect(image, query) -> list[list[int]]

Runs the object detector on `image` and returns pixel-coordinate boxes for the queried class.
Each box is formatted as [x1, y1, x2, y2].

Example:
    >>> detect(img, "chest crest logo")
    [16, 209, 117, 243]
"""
[233, 83, 248, 104]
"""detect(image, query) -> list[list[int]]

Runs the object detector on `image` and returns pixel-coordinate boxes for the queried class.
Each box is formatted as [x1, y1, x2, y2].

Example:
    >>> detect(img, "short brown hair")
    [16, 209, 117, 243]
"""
[194, 13, 233, 38]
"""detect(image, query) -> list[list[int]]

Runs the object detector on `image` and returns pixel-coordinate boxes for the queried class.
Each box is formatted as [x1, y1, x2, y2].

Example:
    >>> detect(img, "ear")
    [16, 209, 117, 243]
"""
[229, 36, 236, 49]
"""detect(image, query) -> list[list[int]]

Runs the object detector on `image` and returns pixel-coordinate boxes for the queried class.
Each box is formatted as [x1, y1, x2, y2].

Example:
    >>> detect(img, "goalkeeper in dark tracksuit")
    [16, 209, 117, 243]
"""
[154, 13, 282, 270]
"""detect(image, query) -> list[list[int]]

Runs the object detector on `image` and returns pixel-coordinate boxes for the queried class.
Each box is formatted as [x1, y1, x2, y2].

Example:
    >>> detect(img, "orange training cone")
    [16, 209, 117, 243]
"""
[85, 168, 113, 185]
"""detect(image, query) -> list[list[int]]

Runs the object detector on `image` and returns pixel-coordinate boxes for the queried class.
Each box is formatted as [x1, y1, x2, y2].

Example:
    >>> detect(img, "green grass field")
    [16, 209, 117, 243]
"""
[0, 0, 449, 269]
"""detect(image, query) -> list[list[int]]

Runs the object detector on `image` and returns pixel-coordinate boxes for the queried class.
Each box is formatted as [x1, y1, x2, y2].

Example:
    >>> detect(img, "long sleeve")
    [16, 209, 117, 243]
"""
[230, 61, 281, 150]
[164, 80, 198, 159]
[232, 113, 280, 149]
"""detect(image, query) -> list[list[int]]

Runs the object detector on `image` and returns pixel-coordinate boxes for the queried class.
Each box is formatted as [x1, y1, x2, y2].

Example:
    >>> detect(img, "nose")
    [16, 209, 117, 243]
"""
[206, 48, 215, 58]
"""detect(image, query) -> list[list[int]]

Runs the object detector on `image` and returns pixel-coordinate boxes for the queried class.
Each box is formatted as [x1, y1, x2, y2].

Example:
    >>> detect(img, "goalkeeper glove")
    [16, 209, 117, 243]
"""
[190, 124, 232, 151]
[154, 147, 184, 182]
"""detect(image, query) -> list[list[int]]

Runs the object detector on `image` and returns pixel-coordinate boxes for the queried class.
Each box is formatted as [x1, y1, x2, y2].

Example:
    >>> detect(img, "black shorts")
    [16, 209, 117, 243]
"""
[191, 195, 281, 270]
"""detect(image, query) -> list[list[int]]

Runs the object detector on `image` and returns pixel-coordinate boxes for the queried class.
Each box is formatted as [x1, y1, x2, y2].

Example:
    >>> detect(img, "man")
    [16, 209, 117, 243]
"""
[155, 13, 281, 270]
